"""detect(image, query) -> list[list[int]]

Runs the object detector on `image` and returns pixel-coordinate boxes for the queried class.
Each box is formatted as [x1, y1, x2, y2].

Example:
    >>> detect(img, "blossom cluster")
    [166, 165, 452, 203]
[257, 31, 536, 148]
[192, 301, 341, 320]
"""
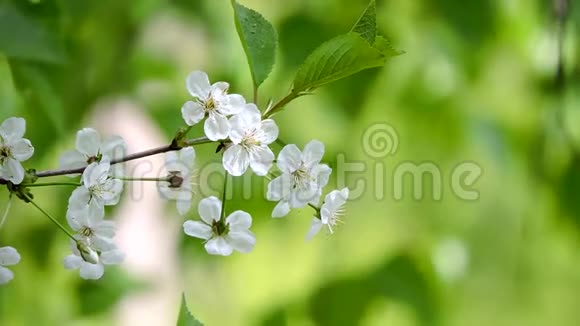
[0, 70, 349, 284]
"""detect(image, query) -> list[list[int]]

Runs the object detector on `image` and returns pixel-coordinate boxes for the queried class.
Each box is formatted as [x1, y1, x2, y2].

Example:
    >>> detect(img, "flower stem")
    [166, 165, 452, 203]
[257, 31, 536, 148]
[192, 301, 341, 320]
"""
[184, 136, 214, 147]
[21, 192, 76, 241]
[253, 85, 259, 106]
[263, 91, 305, 118]
[308, 203, 321, 214]
[116, 177, 168, 182]
[221, 172, 228, 219]
[0, 195, 13, 230]
[21, 182, 81, 188]
[275, 138, 288, 148]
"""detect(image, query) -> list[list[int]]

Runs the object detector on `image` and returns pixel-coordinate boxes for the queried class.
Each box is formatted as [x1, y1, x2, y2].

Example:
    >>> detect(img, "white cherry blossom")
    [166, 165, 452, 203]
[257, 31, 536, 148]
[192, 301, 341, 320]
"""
[66, 203, 117, 251]
[183, 196, 256, 256]
[158, 147, 196, 215]
[59, 128, 126, 176]
[63, 240, 124, 280]
[267, 140, 332, 217]
[68, 160, 124, 219]
[0, 246, 21, 285]
[0, 117, 34, 184]
[306, 188, 349, 240]
[223, 104, 278, 176]
[181, 71, 246, 141]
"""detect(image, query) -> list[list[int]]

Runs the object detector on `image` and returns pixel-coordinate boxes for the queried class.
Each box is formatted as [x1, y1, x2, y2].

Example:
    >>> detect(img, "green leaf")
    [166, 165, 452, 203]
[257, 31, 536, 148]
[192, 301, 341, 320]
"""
[351, 0, 377, 44]
[231, 1, 278, 88]
[0, 4, 66, 64]
[351, 1, 404, 57]
[374, 35, 405, 57]
[292, 33, 387, 94]
[177, 294, 204, 326]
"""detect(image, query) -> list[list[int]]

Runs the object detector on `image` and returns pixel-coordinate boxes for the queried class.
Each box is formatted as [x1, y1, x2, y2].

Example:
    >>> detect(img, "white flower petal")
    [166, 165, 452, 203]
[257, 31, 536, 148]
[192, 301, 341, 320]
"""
[2, 158, 25, 184]
[79, 262, 104, 280]
[66, 205, 89, 231]
[277, 144, 302, 173]
[225, 210, 252, 230]
[100, 250, 125, 265]
[259, 119, 279, 145]
[309, 188, 323, 207]
[313, 164, 332, 188]
[59, 150, 87, 170]
[305, 218, 323, 241]
[158, 183, 173, 201]
[272, 201, 291, 218]
[10, 139, 34, 161]
[109, 164, 125, 179]
[75, 128, 101, 157]
[223, 145, 250, 176]
[92, 236, 116, 252]
[186, 71, 211, 99]
[69, 187, 91, 209]
[158, 183, 192, 202]
[204, 237, 233, 256]
[69, 240, 81, 256]
[204, 114, 230, 141]
[63, 255, 83, 270]
[82, 161, 104, 187]
[227, 230, 256, 253]
[229, 104, 261, 137]
[183, 220, 213, 240]
[0, 266, 14, 284]
[181, 101, 205, 126]
[339, 187, 349, 197]
[87, 200, 106, 222]
[101, 136, 127, 161]
[164, 151, 181, 172]
[179, 147, 196, 169]
[0, 117, 25, 143]
[249, 146, 274, 176]
[101, 179, 124, 205]
[0, 246, 20, 266]
[303, 140, 325, 168]
[212, 81, 229, 93]
[290, 181, 319, 208]
[198, 196, 222, 224]
[176, 198, 192, 216]
[228, 117, 245, 144]
[266, 174, 292, 201]
[87, 204, 107, 226]
[94, 220, 116, 238]
[323, 187, 349, 212]
[222, 94, 246, 115]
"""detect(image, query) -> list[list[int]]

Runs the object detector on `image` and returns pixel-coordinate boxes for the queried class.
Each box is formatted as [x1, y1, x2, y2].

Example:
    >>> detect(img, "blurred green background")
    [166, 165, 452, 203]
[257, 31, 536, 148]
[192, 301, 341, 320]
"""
[1, 0, 580, 325]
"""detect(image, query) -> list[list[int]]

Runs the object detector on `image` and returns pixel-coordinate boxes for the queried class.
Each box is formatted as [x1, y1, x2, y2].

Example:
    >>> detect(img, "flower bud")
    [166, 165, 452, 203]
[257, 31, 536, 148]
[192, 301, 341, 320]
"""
[76, 241, 99, 264]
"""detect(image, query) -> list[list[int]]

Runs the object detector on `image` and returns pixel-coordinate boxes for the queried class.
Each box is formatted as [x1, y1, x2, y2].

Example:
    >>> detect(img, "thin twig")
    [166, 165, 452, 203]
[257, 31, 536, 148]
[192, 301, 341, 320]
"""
[263, 92, 302, 119]
[31, 136, 212, 178]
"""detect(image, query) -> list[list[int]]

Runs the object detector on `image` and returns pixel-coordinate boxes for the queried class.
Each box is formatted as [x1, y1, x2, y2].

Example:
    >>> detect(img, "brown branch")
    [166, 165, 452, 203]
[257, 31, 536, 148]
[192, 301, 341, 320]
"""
[2, 136, 213, 181]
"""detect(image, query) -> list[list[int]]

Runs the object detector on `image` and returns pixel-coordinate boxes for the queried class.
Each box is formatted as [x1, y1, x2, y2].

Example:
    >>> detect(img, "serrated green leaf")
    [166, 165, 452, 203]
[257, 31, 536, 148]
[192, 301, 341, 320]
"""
[177, 294, 204, 326]
[374, 35, 405, 57]
[0, 4, 66, 64]
[292, 33, 387, 94]
[231, 1, 277, 88]
[351, 0, 377, 44]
